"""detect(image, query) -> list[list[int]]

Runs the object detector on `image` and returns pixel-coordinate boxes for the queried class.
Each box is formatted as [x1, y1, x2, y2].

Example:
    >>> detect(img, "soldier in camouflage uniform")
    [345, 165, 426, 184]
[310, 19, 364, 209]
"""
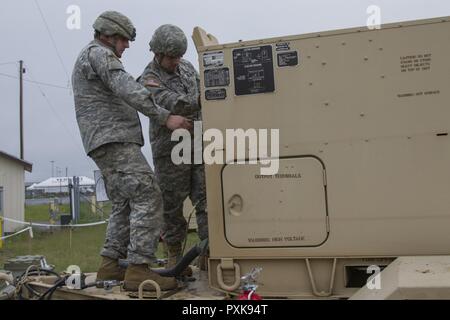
[71, 11, 192, 291]
[138, 25, 208, 271]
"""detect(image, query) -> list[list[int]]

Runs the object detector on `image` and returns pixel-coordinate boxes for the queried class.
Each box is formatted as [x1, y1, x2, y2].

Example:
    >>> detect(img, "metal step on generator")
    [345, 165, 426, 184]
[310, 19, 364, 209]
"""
[192, 16, 450, 299]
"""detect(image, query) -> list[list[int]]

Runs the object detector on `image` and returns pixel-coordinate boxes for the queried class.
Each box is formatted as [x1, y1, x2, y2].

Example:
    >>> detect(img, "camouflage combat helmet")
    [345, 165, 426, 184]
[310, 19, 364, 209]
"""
[149, 24, 188, 57]
[93, 11, 136, 41]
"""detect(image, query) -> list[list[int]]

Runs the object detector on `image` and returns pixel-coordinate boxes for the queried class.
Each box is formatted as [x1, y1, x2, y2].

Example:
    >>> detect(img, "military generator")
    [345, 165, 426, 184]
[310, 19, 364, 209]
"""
[192, 16, 450, 299]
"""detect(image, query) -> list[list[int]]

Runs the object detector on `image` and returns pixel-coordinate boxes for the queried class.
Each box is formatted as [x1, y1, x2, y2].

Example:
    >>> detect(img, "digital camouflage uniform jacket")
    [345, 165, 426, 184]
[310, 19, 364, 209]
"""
[138, 59, 201, 159]
[72, 40, 170, 155]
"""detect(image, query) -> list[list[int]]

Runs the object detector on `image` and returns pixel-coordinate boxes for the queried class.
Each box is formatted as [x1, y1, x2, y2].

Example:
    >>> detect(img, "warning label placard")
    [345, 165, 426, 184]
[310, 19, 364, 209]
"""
[277, 51, 299, 67]
[204, 68, 230, 87]
[400, 53, 432, 73]
[233, 45, 275, 95]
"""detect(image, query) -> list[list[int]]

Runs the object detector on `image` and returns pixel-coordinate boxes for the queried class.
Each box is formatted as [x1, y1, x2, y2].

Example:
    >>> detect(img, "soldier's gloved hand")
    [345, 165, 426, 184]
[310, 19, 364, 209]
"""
[166, 115, 193, 131]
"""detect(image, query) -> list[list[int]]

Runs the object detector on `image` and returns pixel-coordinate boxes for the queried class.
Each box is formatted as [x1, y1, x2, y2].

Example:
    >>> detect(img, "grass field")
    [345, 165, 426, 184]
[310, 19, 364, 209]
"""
[0, 202, 200, 272]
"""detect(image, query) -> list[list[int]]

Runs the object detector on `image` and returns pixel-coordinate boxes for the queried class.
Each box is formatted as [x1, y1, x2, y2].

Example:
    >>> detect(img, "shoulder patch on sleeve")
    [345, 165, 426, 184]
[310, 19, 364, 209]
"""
[144, 78, 161, 88]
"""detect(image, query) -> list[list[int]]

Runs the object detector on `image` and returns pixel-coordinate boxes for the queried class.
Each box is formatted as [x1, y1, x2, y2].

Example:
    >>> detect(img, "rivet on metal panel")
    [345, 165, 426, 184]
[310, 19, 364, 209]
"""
[322, 61, 327, 66]
[324, 101, 330, 106]
[309, 82, 313, 86]
[315, 45, 320, 48]
[364, 57, 369, 61]
[360, 113, 365, 117]
[381, 75, 385, 79]
[379, 47, 384, 51]
[341, 42, 346, 46]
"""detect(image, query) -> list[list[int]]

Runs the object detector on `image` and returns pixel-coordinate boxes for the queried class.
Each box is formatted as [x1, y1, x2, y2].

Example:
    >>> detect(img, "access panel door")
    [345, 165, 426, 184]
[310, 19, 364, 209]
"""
[221, 156, 329, 248]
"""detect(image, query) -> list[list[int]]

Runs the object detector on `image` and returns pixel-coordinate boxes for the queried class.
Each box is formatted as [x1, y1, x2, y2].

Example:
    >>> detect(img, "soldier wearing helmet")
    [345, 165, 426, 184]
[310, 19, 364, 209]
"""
[138, 24, 208, 274]
[91, 11, 135, 58]
[72, 12, 193, 292]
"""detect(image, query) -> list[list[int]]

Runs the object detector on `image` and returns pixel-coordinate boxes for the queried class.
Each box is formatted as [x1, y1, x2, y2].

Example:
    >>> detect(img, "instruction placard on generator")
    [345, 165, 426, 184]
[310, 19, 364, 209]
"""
[233, 45, 275, 95]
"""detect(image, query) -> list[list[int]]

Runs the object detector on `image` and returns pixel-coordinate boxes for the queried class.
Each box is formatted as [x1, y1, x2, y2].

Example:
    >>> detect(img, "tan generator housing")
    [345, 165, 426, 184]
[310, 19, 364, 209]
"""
[192, 16, 450, 298]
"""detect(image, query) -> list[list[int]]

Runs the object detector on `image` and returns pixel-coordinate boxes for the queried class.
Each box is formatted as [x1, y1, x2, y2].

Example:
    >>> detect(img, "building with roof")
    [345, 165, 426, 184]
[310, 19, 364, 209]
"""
[0, 151, 33, 234]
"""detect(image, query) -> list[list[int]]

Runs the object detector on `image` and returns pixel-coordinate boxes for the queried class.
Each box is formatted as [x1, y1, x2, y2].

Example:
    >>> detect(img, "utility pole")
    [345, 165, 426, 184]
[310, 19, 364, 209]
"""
[19, 60, 24, 160]
[51, 160, 55, 177]
[65, 167, 68, 177]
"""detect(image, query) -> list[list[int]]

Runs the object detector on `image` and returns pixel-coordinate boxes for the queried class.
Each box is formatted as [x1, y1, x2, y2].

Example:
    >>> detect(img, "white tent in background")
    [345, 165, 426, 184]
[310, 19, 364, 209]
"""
[27, 176, 95, 193]
[26, 183, 38, 190]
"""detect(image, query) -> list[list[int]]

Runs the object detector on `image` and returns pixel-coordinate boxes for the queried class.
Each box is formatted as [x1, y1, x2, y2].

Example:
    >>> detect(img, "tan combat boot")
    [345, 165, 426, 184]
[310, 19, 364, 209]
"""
[167, 242, 193, 277]
[123, 264, 178, 291]
[96, 256, 125, 281]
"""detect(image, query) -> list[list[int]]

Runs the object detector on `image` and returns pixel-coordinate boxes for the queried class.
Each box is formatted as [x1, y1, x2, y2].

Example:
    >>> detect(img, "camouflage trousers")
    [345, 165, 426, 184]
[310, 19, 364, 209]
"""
[154, 156, 208, 245]
[90, 143, 164, 265]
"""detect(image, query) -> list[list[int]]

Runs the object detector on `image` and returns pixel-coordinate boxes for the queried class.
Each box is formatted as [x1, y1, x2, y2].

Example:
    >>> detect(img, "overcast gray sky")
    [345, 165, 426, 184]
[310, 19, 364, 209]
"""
[1, 0, 449, 182]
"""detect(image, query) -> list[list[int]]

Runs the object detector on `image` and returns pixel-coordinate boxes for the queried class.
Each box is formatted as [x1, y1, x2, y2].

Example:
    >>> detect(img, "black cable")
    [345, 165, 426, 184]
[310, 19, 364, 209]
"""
[81, 282, 98, 289]
[23, 283, 42, 299]
[39, 275, 68, 300]
[0, 72, 71, 90]
[15, 267, 60, 299]
[45, 281, 64, 300]
[153, 239, 209, 277]
[33, 0, 72, 86]
[16, 267, 61, 285]
[17, 268, 61, 280]
[0, 61, 17, 66]
[25, 67, 86, 155]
